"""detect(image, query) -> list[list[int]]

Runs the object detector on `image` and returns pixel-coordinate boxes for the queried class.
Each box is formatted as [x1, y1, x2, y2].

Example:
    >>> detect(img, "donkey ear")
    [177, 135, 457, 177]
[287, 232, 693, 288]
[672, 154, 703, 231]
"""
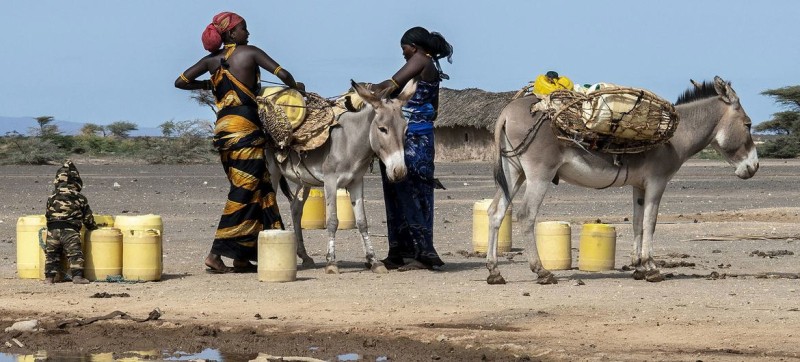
[690, 79, 702, 90]
[713, 76, 738, 105]
[396, 79, 417, 103]
[351, 79, 383, 110]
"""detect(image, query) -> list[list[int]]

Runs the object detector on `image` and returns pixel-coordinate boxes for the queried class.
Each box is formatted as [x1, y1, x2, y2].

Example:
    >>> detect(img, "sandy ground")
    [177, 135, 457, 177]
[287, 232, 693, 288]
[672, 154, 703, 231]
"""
[0, 159, 798, 361]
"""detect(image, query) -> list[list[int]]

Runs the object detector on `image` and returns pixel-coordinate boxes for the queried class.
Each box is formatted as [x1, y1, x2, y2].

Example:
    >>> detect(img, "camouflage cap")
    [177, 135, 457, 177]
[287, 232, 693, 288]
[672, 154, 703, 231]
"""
[53, 160, 83, 190]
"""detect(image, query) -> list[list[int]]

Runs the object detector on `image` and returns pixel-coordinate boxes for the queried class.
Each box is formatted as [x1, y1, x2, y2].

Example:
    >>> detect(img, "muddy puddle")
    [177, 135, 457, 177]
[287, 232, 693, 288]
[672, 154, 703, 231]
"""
[1, 348, 227, 361]
[0, 321, 526, 362]
[0, 347, 436, 362]
[0, 345, 490, 362]
[0, 349, 398, 361]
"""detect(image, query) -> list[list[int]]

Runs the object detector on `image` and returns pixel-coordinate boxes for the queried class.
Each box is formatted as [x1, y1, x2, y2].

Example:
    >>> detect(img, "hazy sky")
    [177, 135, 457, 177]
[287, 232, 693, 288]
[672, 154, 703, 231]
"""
[4, 1, 798, 128]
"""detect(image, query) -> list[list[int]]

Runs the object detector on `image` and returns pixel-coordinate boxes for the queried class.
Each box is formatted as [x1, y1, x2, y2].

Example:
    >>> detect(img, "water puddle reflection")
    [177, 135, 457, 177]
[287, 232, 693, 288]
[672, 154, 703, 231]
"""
[0, 349, 390, 361]
[337, 352, 361, 361]
[0, 348, 222, 361]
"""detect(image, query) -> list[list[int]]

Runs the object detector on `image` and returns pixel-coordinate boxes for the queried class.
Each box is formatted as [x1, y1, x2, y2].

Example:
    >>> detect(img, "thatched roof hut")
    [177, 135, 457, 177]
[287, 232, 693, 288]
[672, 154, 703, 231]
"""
[437, 88, 517, 131]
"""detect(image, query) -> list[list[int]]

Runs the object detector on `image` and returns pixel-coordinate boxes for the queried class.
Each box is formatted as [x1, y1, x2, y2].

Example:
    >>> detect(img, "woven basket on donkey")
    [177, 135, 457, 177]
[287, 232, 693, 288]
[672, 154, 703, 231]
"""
[541, 86, 679, 154]
[291, 93, 336, 152]
[256, 95, 293, 149]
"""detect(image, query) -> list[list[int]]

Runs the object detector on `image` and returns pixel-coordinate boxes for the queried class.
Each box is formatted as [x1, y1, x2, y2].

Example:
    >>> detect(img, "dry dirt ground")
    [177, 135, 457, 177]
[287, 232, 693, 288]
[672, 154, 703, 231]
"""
[0, 159, 798, 361]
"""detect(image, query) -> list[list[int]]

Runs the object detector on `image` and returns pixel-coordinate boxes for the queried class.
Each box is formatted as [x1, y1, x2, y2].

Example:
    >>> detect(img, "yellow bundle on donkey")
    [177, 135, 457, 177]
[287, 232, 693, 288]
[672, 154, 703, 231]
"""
[532, 74, 574, 96]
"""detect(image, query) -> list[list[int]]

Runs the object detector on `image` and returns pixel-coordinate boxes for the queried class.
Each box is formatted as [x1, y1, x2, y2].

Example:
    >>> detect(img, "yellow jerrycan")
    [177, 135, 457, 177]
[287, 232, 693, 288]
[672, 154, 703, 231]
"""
[259, 86, 306, 129]
[16, 215, 47, 279]
[93, 214, 115, 227]
[335, 189, 355, 230]
[258, 230, 297, 282]
[122, 229, 163, 281]
[535, 221, 572, 270]
[578, 223, 617, 271]
[84, 227, 123, 281]
[301, 188, 326, 229]
[472, 199, 512, 253]
[114, 214, 163, 235]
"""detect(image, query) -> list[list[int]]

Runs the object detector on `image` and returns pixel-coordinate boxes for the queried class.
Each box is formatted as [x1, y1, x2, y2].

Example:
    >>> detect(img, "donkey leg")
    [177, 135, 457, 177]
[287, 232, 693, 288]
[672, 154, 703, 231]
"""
[486, 163, 527, 285]
[630, 187, 647, 280]
[323, 185, 341, 274]
[487, 190, 510, 285]
[522, 179, 557, 285]
[291, 187, 316, 269]
[639, 185, 667, 282]
[350, 183, 387, 274]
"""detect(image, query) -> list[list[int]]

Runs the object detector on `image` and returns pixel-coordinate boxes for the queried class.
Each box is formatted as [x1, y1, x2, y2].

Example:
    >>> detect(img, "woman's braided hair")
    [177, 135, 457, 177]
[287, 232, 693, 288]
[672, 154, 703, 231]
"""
[401, 27, 453, 80]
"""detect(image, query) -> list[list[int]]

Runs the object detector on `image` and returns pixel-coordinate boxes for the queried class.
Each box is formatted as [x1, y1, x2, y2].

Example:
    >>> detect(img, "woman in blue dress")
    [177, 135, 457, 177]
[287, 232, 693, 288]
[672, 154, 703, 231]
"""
[370, 27, 453, 271]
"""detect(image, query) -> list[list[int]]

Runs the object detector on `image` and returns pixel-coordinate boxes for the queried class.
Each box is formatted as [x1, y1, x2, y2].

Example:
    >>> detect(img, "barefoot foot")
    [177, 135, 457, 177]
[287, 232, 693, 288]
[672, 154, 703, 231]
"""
[397, 260, 430, 272]
[205, 254, 232, 274]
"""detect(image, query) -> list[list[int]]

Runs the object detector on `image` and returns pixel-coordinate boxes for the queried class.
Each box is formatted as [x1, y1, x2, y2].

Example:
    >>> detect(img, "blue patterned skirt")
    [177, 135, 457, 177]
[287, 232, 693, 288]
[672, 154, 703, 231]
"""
[380, 121, 443, 268]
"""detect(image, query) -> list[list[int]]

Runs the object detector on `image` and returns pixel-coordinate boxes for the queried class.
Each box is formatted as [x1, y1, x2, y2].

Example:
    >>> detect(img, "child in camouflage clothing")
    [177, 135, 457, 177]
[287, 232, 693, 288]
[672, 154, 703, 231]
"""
[44, 160, 98, 284]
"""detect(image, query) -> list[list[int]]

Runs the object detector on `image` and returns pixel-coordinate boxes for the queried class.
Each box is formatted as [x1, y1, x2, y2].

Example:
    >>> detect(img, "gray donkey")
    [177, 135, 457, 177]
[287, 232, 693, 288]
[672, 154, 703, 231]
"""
[487, 76, 758, 284]
[268, 80, 415, 274]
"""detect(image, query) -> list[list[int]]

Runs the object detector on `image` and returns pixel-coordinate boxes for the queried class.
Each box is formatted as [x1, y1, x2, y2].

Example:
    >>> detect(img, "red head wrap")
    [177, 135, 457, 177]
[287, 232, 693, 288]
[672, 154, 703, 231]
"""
[201, 12, 244, 52]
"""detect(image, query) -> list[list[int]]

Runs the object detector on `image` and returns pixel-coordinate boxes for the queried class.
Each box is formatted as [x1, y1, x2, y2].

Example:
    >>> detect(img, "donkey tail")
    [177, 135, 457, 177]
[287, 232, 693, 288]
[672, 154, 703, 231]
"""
[493, 114, 512, 203]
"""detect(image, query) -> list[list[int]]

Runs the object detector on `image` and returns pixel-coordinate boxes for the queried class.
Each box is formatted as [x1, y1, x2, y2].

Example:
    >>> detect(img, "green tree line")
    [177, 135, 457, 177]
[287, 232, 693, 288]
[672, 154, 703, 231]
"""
[0, 118, 216, 165]
[2, 86, 797, 165]
[754, 85, 800, 158]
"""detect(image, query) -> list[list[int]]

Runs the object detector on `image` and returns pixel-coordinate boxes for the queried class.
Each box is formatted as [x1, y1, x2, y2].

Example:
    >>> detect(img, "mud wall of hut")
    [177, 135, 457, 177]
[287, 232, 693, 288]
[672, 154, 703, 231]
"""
[434, 126, 494, 161]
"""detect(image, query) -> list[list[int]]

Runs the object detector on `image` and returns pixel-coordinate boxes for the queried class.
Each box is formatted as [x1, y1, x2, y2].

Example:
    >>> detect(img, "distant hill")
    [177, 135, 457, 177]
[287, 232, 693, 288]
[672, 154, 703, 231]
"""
[0, 116, 161, 137]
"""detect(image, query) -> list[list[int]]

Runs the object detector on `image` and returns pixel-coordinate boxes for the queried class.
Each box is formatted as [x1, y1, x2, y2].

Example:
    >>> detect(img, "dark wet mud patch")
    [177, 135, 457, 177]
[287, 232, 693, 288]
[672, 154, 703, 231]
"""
[749, 249, 795, 258]
[1, 320, 534, 362]
[414, 322, 524, 332]
[663, 271, 800, 280]
[655, 260, 697, 268]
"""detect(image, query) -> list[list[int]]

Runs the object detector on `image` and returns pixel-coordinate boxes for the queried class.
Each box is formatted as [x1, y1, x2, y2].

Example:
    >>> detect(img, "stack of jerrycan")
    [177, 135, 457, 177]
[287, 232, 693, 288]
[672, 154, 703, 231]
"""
[16, 214, 118, 281]
[115, 214, 163, 281]
[301, 188, 356, 230]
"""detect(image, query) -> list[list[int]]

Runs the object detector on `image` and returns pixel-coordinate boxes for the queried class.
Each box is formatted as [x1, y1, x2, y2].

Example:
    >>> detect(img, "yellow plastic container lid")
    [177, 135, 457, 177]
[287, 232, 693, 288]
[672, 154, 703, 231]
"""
[260, 86, 306, 130]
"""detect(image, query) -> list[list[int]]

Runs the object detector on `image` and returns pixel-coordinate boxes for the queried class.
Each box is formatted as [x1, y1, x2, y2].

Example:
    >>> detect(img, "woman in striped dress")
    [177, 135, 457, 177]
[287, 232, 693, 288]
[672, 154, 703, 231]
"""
[175, 12, 305, 273]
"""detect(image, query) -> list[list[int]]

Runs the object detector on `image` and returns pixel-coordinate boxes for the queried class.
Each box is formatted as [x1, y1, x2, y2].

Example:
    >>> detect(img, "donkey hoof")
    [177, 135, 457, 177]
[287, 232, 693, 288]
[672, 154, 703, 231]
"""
[536, 272, 558, 285]
[486, 274, 507, 285]
[324, 264, 340, 274]
[645, 270, 664, 282]
[300, 257, 316, 269]
[632, 269, 646, 280]
[370, 262, 389, 274]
